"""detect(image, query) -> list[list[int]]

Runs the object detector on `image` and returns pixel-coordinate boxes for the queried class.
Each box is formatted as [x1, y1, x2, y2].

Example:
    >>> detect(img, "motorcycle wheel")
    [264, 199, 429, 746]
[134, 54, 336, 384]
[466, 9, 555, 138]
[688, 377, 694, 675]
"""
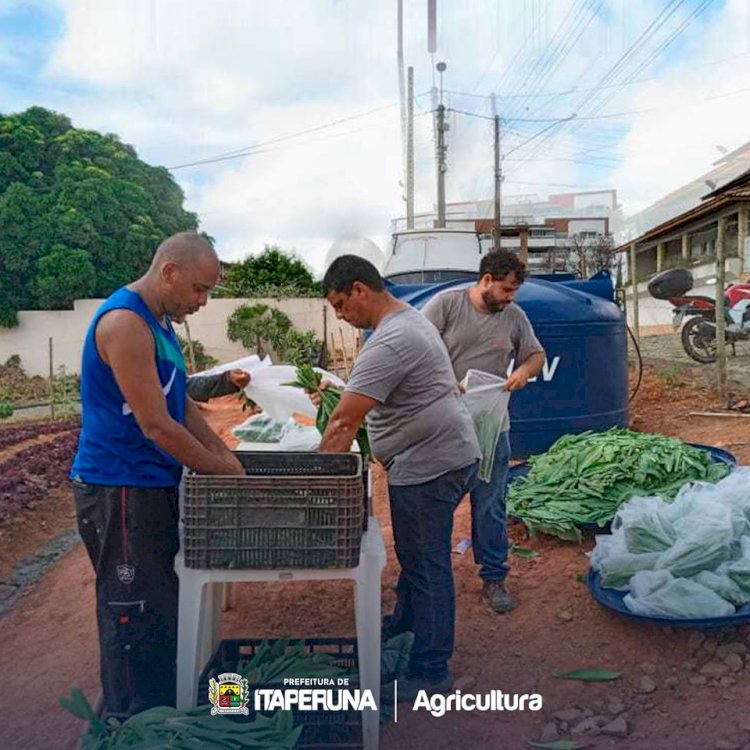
[681, 316, 717, 363]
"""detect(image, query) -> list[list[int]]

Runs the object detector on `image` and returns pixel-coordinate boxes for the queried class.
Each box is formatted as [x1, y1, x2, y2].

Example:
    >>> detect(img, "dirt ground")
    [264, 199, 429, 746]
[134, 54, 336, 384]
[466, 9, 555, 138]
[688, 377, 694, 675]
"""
[1, 364, 750, 750]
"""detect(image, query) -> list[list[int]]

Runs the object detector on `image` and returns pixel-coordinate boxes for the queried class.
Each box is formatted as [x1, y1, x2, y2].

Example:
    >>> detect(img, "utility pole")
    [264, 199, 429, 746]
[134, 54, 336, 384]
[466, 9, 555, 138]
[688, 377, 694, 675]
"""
[493, 114, 502, 249]
[406, 66, 415, 229]
[715, 216, 727, 397]
[397, 0, 407, 186]
[435, 61, 447, 228]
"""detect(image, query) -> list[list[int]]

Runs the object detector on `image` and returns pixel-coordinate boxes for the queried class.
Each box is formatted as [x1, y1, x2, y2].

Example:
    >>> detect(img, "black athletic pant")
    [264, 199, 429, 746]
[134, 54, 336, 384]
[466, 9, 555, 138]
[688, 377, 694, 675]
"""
[72, 481, 180, 719]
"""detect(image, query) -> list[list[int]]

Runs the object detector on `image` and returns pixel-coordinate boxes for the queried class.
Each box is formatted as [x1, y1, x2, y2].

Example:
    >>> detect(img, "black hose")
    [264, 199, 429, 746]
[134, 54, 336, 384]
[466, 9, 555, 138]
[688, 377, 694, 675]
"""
[627, 325, 643, 402]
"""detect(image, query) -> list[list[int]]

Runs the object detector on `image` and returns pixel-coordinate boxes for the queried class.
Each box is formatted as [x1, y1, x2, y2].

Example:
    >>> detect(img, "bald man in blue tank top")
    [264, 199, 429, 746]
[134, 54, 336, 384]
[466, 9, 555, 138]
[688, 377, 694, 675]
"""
[70, 232, 243, 719]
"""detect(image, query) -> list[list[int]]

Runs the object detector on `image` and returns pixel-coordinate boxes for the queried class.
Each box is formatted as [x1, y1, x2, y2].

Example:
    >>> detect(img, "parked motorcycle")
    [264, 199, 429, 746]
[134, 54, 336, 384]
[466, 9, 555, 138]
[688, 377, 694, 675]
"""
[648, 268, 750, 364]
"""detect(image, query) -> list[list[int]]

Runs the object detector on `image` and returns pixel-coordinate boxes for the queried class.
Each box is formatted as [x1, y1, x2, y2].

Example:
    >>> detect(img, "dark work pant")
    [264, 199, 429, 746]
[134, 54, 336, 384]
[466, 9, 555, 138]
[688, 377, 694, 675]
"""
[383, 461, 479, 681]
[469, 431, 511, 582]
[73, 481, 180, 719]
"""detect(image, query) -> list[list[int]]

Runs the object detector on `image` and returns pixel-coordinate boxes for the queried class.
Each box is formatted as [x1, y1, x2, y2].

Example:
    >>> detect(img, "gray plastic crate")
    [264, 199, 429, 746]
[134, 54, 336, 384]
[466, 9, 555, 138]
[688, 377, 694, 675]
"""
[183, 452, 364, 569]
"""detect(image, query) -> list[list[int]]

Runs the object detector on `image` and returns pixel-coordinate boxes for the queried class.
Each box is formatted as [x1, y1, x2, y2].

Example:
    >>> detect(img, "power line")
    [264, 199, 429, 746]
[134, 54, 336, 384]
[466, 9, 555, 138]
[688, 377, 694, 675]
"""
[167, 100, 407, 170]
[442, 48, 750, 103]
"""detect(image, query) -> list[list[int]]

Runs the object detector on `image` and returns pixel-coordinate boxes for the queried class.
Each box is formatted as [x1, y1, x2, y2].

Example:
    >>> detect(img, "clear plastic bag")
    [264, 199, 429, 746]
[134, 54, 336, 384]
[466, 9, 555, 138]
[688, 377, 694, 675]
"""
[231, 412, 286, 443]
[460, 369, 511, 483]
[655, 505, 734, 578]
[243, 365, 345, 422]
[693, 568, 749, 607]
[611, 495, 677, 554]
[624, 569, 735, 618]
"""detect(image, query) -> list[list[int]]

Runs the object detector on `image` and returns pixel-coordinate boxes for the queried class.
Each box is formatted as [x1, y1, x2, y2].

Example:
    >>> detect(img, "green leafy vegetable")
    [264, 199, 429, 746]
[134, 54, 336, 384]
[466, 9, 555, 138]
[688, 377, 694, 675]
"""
[507, 428, 730, 541]
[285, 363, 371, 459]
[554, 668, 622, 681]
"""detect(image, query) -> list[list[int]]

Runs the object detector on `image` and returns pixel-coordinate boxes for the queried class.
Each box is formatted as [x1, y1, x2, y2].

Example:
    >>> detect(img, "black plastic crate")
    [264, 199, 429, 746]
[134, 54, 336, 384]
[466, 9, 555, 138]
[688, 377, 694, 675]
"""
[197, 637, 363, 750]
[183, 452, 364, 569]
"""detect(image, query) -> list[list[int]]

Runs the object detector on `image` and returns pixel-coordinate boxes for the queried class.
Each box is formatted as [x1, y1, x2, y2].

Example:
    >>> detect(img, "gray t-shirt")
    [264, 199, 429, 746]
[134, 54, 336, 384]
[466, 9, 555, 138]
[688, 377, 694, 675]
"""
[345, 306, 480, 486]
[422, 289, 544, 432]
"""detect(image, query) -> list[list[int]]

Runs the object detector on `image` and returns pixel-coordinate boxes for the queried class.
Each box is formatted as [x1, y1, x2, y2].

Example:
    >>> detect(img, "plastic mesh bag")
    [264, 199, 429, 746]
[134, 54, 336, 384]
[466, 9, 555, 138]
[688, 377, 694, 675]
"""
[460, 369, 511, 483]
[624, 570, 735, 618]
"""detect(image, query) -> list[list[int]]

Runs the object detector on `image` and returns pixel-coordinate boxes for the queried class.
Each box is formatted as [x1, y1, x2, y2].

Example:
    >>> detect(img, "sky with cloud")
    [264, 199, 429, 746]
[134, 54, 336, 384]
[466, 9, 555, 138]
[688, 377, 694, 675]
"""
[1, 0, 749, 273]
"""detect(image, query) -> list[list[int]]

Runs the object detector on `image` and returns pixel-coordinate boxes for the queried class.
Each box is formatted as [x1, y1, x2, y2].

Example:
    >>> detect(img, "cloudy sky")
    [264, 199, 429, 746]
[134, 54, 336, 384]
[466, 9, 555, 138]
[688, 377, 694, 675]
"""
[2, 0, 749, 273]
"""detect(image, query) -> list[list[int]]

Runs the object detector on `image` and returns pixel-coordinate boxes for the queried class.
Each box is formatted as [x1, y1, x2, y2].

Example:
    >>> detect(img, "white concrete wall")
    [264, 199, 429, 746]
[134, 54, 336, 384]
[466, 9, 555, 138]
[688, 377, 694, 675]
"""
[0, 297, 357, 377]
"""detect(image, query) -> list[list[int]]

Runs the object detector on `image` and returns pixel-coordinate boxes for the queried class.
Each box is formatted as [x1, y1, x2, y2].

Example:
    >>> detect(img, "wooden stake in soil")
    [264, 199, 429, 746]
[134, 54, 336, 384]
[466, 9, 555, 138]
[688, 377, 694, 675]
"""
[339, 329, 351, 379]
[48, 337, 55, 420]
[183, 319, 197, 373]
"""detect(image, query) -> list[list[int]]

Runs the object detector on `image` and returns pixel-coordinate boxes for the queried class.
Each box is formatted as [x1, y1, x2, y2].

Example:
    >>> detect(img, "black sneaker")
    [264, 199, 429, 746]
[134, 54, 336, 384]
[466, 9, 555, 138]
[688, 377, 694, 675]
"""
[482, 580, 514, 612]
[381, 671, 454, 704]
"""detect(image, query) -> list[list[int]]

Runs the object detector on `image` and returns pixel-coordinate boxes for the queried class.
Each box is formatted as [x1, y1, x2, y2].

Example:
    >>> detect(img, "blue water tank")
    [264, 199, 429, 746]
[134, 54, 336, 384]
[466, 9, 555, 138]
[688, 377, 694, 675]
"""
[389, 277, 629, 459]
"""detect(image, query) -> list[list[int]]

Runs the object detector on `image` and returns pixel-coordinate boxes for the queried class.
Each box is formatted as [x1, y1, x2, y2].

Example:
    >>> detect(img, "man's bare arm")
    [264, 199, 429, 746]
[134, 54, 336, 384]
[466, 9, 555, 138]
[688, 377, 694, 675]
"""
[505, 350, 546, 392]
[184, 397, 240, 459]
[319, 391, 378, 453]
[96, 310, 243, 475]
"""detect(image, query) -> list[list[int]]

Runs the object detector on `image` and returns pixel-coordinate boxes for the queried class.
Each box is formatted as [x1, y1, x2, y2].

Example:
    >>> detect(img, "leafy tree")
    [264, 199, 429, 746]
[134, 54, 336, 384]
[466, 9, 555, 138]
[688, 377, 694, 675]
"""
[226, 304, 322, 366]
[0, 106, 198, 326]
[227, 304, 293, 358]
[224, 246, 322, 297]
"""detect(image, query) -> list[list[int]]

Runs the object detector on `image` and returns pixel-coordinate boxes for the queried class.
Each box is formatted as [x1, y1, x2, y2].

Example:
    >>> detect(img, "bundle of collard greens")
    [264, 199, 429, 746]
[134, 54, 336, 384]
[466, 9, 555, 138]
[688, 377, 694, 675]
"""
[590, 468, 750, 619]
[507, 428, 730, 541]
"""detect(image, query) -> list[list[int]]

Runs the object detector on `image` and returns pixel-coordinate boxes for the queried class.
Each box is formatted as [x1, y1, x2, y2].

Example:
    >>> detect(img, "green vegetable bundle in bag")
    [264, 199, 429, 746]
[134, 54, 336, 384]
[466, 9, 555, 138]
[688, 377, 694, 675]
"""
[285, 363, 371, 460]
[460, 369, 511, 482]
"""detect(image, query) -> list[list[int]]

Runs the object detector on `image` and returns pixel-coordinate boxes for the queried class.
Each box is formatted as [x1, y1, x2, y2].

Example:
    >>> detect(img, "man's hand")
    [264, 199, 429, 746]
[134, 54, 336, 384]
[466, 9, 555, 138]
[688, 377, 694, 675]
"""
[229, 369, 250, 390]
[504, 370, 529, 392]
[221, 452, 246, 476]
[308, 379, 334, 408]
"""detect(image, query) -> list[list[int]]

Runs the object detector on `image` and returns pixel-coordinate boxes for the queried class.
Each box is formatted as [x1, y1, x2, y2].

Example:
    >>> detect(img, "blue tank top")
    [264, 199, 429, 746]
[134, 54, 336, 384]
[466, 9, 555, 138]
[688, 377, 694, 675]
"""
[70, 287, 187, 487]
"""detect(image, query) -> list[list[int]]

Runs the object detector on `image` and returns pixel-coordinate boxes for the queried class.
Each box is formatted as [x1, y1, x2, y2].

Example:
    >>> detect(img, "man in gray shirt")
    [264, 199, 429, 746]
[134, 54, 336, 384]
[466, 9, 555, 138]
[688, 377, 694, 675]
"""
[422, 249, 545, 613]
[316, 254, 480, 701]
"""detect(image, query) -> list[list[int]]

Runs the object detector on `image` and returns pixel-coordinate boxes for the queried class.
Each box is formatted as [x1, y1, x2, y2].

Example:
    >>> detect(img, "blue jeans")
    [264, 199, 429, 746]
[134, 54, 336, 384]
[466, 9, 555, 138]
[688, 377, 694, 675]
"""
[469, 431, 511, 583]
[383, 461, 479, 681]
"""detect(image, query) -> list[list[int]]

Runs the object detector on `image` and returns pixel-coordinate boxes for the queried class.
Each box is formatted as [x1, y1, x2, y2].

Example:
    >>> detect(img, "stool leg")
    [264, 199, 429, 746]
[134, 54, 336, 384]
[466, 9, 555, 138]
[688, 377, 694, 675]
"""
[355, 567, 382, 750]
[176, 574, 207, 710]
[198, 582, 222, 674]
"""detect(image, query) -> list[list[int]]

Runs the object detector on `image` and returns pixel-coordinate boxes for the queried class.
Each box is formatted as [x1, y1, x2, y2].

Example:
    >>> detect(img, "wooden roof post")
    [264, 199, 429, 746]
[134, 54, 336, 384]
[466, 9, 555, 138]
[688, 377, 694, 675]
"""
[738, 204, 748, 281]
[629, 242, 640, 343]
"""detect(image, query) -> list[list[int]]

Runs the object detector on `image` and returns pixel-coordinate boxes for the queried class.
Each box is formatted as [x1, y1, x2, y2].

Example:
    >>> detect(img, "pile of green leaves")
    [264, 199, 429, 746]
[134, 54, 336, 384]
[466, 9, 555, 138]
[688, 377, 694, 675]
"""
[285, 363, 371, 460]
[507, 428, 730, 541]
[61, 688, 301, 749]
[237, 638, 350, 684]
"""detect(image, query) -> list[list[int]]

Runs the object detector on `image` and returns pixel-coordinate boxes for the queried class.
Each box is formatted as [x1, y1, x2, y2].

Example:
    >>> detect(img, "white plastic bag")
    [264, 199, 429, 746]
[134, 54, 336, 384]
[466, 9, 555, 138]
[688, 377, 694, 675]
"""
[278, 421, 322, 451]
[460, 369, 511, 482]
[243, 365, 345, 422]
[623, 569, 735, 619]
[197, 354, 272, 379]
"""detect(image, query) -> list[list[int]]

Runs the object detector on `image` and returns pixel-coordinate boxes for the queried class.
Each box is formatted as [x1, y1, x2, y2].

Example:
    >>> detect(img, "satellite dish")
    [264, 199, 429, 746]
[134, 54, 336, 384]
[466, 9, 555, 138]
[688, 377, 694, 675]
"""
[325, 236, 384, 272]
